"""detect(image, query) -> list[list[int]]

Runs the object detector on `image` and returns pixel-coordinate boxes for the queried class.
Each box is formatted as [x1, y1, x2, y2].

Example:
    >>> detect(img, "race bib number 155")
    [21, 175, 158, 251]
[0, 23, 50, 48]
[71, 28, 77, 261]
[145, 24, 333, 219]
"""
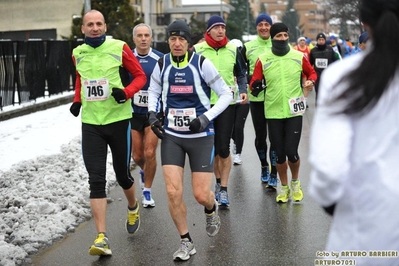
[167, 108, 196, 131]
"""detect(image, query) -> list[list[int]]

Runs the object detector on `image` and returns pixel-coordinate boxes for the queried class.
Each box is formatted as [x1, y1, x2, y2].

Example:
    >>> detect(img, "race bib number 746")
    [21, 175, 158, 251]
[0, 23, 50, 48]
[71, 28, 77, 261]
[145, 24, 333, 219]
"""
[83, 78, 110, 101]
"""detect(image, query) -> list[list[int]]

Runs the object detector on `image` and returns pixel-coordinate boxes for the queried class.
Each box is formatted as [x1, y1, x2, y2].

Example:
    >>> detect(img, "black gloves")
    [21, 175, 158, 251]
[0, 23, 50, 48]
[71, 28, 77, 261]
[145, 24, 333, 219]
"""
[111, 88, 127, 104]
[189, 114, 210, 133]
[147, 111, 164, 139]
[251, 79, 265, 97]
[69, 102, 82, 117]
[323, 204, 335, 216]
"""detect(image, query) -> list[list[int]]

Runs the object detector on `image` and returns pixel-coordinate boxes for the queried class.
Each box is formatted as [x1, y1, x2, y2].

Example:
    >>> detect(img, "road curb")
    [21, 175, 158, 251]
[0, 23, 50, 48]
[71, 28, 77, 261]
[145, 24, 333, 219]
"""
[0, 95, 73, 122]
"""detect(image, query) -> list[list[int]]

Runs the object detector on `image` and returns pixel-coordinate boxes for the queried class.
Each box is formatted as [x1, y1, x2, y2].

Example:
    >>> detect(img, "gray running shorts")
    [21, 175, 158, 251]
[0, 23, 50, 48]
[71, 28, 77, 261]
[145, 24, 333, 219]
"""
[161, 133, 214, 172]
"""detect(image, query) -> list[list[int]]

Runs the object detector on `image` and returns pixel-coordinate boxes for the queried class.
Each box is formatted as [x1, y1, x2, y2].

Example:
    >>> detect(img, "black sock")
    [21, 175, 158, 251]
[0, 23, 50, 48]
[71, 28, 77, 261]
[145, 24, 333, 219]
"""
[216, 178, 221, 184]
[220, 186, 227, 192]
[181, 232, 192, 242]
[128, 202, 137, 211]
[204, 203, 216, 214]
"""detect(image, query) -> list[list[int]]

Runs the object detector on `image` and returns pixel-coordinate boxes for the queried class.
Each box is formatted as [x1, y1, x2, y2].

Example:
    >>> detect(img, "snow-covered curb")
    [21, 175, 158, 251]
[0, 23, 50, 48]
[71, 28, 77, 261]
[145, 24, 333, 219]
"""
[0, 137, 116, 266]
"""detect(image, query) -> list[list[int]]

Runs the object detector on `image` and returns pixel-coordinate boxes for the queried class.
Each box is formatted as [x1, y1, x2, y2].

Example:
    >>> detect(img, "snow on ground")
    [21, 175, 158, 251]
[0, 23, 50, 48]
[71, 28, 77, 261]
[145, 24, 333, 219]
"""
[0, 102, 117, 266]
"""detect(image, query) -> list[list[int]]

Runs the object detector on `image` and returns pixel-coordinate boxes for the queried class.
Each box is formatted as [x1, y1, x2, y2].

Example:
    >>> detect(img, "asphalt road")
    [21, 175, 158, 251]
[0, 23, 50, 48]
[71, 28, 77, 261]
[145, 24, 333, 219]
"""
[29, 90, 332, 266]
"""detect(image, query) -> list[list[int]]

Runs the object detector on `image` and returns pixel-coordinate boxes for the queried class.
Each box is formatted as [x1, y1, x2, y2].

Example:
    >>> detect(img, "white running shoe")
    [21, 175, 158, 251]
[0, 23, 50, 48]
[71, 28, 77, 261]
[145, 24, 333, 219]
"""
[233, 154, 243, 165]
[142, 190, 155, 208]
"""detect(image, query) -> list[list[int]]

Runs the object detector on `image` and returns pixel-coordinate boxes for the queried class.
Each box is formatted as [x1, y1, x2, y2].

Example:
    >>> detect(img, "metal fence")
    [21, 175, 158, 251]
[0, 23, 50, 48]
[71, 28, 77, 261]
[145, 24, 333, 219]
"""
[0, 40, 82, 110]
[0, 40, 170, 110]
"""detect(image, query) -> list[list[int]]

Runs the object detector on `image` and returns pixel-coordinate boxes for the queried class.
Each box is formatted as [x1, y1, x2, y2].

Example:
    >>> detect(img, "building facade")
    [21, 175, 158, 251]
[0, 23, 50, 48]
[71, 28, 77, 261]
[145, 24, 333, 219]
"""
[131, 0, 235, 42]
[0, 0, 82, 40]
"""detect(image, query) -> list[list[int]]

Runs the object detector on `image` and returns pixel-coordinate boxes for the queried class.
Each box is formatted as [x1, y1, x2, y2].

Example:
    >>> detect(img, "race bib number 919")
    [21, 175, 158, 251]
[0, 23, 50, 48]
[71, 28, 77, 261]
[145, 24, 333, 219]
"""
[288, 96, 306, 115]
[83, 78, 110, 101]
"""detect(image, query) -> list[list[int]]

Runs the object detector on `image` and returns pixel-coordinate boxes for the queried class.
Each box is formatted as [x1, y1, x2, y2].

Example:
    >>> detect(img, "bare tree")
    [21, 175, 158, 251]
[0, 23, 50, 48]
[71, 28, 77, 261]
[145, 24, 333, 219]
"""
[327, 0, 363, 32]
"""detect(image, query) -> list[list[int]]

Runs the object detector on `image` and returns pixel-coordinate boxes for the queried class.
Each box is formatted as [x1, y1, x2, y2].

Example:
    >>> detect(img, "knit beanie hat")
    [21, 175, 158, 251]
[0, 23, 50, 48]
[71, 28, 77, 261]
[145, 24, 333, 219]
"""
[297, 36, 306, 43]
[255, 13, 273, 27]
[191, 32, 204, 45]
[316, 33, 326, 40]
[167, 20, 191, 43]
[270, 23, 289, 39]
[207, 15, 226, 32]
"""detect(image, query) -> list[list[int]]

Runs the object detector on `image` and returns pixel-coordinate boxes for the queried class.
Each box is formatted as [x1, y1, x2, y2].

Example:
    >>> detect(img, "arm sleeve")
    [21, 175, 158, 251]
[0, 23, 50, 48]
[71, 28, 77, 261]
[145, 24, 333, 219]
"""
[309, 50, 315, 66]
[72, 56, 81, 103]
[233, 47, 248, 94]
[249, 59, 264, 91]
[308, 68, 353, 207]
[302, 55, 318, 82]
[201, 59, 232, 121]
[241, 45, 248, 66]
[121, 44, 147, 99]
[147, 60, 162, 113]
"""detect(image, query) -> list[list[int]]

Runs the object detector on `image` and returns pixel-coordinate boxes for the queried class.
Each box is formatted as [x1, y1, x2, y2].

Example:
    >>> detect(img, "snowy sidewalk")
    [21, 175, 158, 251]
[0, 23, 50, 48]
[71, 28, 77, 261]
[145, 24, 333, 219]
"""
[0, 102, 118, 266]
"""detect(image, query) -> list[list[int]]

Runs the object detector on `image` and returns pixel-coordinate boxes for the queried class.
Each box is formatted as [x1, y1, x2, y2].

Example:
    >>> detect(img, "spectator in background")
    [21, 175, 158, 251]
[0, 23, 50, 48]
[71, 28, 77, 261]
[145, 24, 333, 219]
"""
[345, 38, 354, 52]
[309, 0, 399, 263]
[352, 31, 369, 54]
[241, 13, 278, 189]
[329, 35, 344, 59]
[130, 23, 164, 208]
[194, 15, 248, 207]
[70, 9, 146, 256]
[294, 36, 312, 106]
[190, 32, 205, 48]
[229, 38, 250, 165]
[294, 36, 311, 59]
[341, 39, 352, 57]
[309, 33, 340, 104]
[305, 37, 314, 50]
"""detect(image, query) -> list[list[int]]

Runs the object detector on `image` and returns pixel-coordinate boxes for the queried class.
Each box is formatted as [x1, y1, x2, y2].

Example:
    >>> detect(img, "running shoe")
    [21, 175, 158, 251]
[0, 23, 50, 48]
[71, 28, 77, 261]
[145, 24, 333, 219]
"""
[206, 201, 221, 237]
[126, 203, 140, 234]
[139, 169, 144, 190]
[88, 233, 112, 256]
[233, 154, 243, 165]
[276, 185, 290, 203]
[291, 180, 304, 202]
[232, 143, 236, 155]
[266, 173, 278, 190]
[214, 183, 221, 202]
[261, 166, 270, 183]
[142, 190, 155, 208]
[218, 190, 230, 207]
[173, 238, 196, 261]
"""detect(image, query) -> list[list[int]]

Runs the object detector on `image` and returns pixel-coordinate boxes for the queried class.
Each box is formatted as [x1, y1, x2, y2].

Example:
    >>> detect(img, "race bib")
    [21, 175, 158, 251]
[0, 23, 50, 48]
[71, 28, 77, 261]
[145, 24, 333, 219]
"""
[288, 96, 306, 115]
[83, 78, 110, 101]
[167, 108, 196, 131]
[315, 58, 328, 69]
[133, 90, 148, 107]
